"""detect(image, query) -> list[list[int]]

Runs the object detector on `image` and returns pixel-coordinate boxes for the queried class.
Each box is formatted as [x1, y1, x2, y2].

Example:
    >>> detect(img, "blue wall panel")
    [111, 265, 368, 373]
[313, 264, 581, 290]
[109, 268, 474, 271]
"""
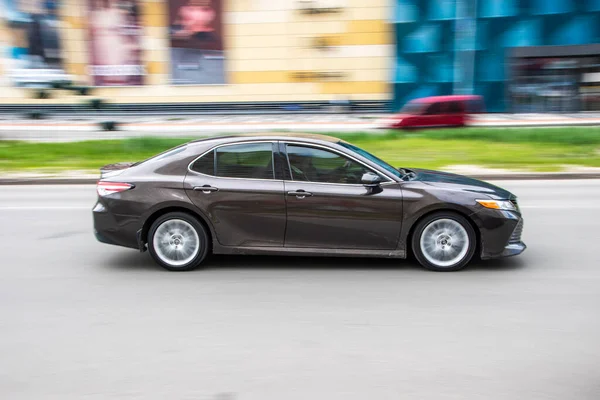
[480, 0, 517, 18]
[428, 0, 456, 20]
[392, 0, 600, 111]
[531, 0, 573, 15]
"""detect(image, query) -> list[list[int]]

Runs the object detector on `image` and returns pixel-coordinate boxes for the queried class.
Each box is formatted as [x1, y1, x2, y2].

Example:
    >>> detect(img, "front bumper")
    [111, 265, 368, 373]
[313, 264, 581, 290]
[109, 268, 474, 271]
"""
[470, 208, 526, 260]
[498, 241, 527, 258]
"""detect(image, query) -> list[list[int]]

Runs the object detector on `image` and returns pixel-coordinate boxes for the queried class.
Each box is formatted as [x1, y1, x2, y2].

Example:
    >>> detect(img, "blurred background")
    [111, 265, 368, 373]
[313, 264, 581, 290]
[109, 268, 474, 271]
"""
[1, 0, 599, 113]
[2, 3, 600, 400]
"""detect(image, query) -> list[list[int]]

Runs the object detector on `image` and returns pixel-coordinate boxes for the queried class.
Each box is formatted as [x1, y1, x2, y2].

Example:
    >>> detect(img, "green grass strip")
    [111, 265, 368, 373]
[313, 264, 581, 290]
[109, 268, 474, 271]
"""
[0, 127, 599, 172]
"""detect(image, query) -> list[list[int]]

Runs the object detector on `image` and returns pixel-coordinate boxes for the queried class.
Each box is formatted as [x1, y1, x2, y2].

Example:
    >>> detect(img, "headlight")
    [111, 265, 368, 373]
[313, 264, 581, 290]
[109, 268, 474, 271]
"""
[476, 199, 517, 211]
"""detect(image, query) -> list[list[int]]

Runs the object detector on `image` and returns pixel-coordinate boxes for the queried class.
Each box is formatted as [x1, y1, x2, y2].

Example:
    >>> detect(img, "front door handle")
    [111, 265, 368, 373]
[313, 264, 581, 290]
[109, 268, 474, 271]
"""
[287, 190, 313, 199]
[194, 185, 219, 194]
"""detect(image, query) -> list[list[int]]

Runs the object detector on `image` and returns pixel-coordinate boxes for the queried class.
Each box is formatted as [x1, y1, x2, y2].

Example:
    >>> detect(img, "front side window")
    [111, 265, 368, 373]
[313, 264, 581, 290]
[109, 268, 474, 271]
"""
[191, 143, 274, 179]
[339, 142, 402, 179]
[286, 145, 376, 184]
[448, 101, 463, 114]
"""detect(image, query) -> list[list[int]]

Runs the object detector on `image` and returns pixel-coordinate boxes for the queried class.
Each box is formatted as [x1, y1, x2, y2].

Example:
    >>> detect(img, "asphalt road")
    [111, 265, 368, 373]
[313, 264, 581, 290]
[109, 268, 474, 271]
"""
[1, 180, 599, 400]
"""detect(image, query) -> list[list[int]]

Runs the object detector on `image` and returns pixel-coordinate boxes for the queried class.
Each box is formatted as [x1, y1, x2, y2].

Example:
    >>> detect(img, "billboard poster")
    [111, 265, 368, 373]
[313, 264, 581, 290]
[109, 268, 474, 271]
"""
[167, 0, 226, 85]
[1, 0, 71, 86]
[88, 0, 144, 86]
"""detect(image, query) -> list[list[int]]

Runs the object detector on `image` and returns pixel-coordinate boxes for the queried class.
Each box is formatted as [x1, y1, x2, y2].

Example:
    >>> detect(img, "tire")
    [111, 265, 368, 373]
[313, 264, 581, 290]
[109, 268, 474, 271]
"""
[411, 211, 477, 272]
[148, 212, 209, 271]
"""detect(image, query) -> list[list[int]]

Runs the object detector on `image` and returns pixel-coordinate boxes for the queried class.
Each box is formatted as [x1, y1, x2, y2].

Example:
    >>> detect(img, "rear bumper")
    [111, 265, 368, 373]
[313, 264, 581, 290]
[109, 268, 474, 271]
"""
[93, 201, 140, 250]
[94, 228, 118, 246]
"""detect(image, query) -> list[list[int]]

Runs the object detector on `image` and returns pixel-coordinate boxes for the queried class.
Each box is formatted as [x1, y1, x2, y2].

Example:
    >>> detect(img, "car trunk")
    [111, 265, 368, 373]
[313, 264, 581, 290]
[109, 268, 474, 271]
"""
[99, 162, 137, 179]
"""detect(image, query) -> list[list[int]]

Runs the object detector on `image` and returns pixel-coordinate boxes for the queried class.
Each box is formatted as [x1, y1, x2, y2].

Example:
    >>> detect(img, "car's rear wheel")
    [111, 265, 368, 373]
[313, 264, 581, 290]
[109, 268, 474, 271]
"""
[412, 212, 476, 272]
[148, 212, 209, 271]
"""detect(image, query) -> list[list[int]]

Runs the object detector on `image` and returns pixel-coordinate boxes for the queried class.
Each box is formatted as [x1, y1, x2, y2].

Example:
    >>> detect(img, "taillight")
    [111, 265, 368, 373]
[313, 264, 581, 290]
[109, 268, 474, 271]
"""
[97, 181, 134, 197]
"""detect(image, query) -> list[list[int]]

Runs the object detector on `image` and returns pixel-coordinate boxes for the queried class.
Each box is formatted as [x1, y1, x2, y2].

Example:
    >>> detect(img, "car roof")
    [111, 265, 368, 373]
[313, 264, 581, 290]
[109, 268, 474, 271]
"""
[412, 95, 483, 104]
[189, 132, 342, 146]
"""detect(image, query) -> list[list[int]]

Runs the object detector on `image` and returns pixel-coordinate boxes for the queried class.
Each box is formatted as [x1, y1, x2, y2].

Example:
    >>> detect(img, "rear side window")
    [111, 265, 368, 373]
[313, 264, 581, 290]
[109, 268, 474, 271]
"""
[191, 143, 274, 180]
[425, 102, 442, 115]
[190, 150, 215, 175]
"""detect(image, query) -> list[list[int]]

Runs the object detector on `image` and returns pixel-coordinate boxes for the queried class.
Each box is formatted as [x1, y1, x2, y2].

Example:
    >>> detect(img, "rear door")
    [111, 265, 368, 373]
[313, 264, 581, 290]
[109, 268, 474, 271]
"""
[281, 143, 403, 250]
[184, 141, 286, 247]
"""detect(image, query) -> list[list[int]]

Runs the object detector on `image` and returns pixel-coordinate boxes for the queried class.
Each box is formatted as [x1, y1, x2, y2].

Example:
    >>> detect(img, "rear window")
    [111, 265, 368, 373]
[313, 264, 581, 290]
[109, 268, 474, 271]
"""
[134, 144, 187, 166]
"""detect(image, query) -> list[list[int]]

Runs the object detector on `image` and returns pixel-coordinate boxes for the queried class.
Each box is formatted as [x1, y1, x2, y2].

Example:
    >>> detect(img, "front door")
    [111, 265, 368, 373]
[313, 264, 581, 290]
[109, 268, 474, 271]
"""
[446, 100, 465, 126]
[185, 142, 286, 247]
[415, 102, 443, 127]
[282, 143, 403, 250]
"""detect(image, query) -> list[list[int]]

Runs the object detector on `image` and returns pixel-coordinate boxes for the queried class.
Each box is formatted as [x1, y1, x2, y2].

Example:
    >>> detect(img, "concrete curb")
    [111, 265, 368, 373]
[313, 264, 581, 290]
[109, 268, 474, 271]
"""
[1, 173, 600, 185]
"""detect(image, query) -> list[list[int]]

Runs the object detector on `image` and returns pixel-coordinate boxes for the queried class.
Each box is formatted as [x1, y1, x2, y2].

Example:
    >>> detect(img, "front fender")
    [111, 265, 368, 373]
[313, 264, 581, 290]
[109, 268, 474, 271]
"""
[398, 183, 483, 252]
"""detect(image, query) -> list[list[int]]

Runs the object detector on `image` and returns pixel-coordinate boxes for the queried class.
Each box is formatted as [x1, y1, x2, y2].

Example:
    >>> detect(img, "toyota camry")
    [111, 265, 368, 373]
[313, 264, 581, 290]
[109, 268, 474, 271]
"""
[93, 133, 525, 272]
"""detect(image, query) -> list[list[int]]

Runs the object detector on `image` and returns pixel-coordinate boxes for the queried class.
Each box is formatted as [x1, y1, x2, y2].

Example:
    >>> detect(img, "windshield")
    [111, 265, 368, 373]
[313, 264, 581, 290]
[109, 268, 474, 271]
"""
[400, 101, 426, 114]
[339, 142, 404, 179]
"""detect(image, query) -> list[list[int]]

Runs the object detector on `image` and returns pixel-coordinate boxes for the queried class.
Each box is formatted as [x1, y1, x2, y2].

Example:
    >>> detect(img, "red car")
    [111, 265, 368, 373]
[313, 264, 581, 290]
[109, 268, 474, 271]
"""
[383, 95, 485, 129]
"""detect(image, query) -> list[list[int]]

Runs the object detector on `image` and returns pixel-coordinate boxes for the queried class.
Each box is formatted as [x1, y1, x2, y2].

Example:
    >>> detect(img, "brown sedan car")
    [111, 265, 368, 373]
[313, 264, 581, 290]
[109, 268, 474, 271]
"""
[93, 134, 525, 271]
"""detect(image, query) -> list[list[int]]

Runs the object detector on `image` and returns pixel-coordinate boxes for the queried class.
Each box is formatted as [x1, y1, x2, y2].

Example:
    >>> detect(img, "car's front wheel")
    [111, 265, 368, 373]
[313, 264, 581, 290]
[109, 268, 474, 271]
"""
[412, 212, 476, 272]
[148, 212, 209, 271]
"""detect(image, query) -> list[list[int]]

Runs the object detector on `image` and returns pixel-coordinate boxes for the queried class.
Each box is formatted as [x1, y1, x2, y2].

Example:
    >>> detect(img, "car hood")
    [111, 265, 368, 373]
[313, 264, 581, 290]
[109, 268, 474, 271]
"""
[409, 168, 514, 199]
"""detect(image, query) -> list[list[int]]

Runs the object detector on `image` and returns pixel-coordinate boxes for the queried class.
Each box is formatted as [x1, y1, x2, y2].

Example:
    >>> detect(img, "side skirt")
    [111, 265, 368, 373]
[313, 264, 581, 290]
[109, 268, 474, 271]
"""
[213, 245, 406, 259]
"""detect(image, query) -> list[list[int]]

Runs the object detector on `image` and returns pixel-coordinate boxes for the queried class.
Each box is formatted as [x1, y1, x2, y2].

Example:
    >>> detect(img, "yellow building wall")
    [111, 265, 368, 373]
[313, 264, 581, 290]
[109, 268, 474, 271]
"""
[0, 0, 394, 104]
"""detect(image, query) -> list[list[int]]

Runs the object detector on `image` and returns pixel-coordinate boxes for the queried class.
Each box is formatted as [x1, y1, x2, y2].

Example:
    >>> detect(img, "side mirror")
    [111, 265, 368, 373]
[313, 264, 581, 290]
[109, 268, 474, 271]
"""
[361, 172, 382, 187]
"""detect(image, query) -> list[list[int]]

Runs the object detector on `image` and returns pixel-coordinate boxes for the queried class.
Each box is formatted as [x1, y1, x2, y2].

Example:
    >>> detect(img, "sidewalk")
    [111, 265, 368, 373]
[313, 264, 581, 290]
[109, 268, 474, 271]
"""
[0, 113, 599, 142]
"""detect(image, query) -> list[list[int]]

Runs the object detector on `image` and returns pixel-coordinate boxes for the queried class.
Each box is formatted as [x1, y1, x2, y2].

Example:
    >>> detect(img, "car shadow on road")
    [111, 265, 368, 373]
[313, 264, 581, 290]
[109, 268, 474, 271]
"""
[208, 255, 526, 272]
[207, 255, 406, 271]
[103, 250, 526, 273]
[467, 256, 526, 272]
[103, 250, 161, 272]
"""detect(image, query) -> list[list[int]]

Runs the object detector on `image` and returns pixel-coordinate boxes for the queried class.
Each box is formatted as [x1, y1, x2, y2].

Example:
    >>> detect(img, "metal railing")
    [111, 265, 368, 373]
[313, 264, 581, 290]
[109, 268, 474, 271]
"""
[0, 101, 391, 116]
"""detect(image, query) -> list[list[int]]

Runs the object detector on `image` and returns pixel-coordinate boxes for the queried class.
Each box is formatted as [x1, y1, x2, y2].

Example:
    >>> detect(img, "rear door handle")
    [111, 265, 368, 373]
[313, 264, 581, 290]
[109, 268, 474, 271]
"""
[194, 185, 219, 194]
[287, 190, 313, 199]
